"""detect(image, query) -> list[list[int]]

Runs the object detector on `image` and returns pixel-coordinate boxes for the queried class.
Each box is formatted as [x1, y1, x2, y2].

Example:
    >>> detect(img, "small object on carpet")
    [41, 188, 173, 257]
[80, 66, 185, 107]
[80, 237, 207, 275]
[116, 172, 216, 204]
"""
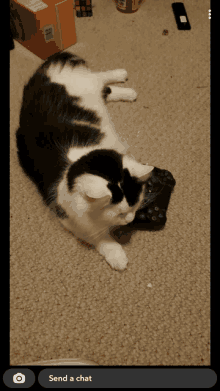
[162, 29, 169, 35]
[75, 0, 93, 17]
[172, 2, 191, 30]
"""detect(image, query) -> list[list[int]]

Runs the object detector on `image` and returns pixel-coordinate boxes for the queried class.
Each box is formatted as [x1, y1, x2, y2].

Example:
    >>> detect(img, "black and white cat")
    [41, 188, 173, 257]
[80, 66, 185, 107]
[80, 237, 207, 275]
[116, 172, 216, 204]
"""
[16, 52, 153, 271]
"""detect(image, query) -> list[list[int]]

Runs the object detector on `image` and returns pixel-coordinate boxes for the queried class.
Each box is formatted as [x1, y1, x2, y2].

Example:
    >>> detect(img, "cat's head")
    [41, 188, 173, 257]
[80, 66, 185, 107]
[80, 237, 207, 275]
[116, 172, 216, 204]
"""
[65, 149, 153, 227]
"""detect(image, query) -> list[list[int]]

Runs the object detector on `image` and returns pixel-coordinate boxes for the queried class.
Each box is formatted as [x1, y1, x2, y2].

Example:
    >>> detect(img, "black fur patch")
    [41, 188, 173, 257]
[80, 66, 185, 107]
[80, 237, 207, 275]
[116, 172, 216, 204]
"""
[54, 204, 69, 219]
[67, 149, 143, 207]
[102, 86, 112, 102]
[16, 52, 104, 207]
[40, 51, 88, 73]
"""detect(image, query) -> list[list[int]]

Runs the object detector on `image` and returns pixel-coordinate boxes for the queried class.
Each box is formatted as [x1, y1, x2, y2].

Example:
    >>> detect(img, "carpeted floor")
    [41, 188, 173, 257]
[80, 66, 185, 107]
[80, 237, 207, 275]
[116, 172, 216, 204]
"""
[10, 0, 210, 366]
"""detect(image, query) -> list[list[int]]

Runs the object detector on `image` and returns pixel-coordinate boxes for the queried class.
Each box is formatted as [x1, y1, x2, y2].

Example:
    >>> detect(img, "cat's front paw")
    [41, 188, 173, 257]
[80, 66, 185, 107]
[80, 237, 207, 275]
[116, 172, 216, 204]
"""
[106, 249, 128, 271]
[100, 244, 128, 271]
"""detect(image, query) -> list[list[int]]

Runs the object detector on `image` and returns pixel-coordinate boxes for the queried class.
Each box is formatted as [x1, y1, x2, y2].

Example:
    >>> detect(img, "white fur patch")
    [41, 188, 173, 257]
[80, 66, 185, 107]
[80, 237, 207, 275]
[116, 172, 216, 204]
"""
[47, 64, 104, 115]
[76, 174, 112, 199]
[48, 62, 134, 158]
[125, 212, 135, 223]
[123, 155, 154, 180]
[67, 147, 95, 164]
[57, 175, 88, 218]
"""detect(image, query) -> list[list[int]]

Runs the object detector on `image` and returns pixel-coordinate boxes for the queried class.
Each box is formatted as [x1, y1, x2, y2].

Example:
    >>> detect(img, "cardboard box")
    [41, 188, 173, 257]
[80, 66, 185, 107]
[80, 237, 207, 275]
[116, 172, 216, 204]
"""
[10, 0, 77, 59]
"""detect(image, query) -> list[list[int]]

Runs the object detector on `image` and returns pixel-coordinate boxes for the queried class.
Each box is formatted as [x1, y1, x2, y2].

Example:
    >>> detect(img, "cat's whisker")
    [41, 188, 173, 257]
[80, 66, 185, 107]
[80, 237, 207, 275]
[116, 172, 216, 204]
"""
[139, 198, 151, 210]
[82, 226, 109, 242]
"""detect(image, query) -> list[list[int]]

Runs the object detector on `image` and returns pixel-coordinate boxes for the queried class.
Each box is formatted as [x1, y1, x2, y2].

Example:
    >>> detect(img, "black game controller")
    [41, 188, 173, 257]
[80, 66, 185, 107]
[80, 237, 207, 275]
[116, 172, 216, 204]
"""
[127, 166, 176, 231]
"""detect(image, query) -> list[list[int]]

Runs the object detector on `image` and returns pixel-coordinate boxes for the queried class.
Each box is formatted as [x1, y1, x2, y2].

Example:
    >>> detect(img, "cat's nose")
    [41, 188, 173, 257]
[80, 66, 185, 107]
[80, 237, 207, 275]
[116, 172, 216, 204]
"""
[125, 212, 135, 223]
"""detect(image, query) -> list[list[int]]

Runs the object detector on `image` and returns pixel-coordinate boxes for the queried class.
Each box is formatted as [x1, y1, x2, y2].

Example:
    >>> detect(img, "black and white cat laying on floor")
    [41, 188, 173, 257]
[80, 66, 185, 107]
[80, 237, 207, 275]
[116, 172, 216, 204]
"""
[16, 51, 175, 272]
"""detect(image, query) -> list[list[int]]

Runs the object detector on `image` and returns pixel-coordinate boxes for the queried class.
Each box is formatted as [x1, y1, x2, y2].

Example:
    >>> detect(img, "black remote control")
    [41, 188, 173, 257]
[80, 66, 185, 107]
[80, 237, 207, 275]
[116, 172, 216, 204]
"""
[172, 2, 191, 30]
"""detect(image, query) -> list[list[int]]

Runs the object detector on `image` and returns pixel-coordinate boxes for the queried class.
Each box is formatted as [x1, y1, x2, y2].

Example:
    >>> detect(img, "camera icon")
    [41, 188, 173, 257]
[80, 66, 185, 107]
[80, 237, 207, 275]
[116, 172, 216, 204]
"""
[13, 373, 25, 384]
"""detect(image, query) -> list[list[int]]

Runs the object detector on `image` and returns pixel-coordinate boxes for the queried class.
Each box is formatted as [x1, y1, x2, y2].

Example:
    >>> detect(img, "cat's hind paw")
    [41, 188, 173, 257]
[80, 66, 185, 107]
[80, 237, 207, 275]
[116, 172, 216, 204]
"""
[124, 88, 137, 101]
[106, 86, 137, 102]
[114, 69, 128, 83]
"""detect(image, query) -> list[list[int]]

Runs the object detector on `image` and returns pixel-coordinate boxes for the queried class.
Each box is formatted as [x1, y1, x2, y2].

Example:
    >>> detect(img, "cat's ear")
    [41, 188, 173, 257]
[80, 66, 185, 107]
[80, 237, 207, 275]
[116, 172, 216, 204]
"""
[123, 155, 154, 181]
[78, 174, 112, 203]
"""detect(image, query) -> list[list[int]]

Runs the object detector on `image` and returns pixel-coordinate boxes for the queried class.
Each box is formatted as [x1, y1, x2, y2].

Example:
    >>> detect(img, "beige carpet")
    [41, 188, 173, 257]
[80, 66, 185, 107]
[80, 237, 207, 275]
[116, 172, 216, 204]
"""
[10, 0, 210, 366]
